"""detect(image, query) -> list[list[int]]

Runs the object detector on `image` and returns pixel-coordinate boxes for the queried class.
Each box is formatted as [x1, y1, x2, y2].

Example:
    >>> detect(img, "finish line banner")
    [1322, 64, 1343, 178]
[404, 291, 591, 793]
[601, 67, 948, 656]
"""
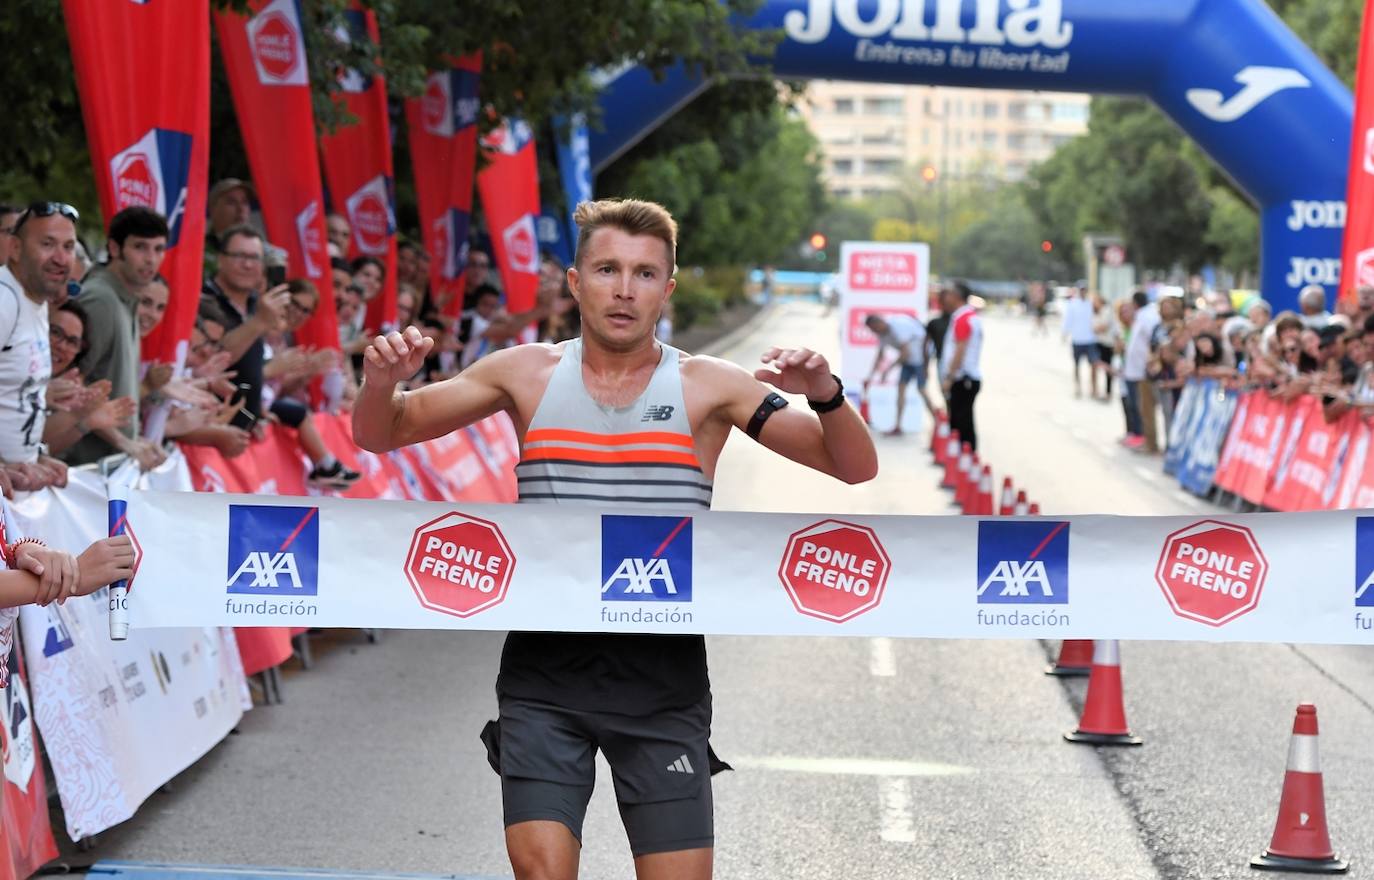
[124, 491, 1374, 645]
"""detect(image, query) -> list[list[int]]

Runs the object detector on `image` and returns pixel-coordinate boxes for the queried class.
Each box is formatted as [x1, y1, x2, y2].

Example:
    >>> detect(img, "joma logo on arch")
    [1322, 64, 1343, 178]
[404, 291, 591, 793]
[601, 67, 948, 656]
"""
[784, 0, 1073, 49]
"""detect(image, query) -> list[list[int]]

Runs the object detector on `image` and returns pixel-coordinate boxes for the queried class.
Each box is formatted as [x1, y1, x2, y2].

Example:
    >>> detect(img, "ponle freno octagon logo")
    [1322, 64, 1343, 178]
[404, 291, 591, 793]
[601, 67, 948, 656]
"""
[1154, 520, 1268, 627]
[779, 519, 890, 622]
[252, 11, 299, 80]
[114, 153, 157, 211]
[404, 511, 515, 618]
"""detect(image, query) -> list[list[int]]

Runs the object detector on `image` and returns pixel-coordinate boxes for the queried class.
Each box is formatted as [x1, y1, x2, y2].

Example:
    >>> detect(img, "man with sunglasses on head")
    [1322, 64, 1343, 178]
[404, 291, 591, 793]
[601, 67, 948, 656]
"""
[65, 206, 169, 469]
[0, 202, 78, 490]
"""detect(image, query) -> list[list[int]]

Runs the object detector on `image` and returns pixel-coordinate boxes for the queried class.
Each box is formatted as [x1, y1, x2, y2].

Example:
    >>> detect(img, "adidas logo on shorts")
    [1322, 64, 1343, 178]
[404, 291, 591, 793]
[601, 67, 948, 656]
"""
[666, 754, 695, 774]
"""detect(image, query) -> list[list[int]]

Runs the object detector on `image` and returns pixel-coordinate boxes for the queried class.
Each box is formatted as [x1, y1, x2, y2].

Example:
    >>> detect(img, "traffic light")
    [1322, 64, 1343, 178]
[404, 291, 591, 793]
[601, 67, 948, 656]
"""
[1041, 240, 1054, 253]
[921, 165, 937, 183]
[809, 232, 827, 250]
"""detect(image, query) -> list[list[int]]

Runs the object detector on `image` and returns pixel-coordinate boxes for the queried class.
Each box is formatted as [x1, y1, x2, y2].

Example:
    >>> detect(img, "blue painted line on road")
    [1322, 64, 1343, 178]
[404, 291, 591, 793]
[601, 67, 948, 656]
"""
[88, 862, 509, 880]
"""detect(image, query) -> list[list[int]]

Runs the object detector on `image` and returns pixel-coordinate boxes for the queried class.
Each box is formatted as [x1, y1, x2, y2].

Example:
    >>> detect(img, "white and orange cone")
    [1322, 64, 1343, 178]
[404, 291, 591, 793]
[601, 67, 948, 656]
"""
[941, 431, 963, 488]
[998, 477, 1015, 516]
[930, 411, 947, 460]
[1045, 639, 1094, 677]
[1013, 490, 1029, 517]
[975, 466, 994, 516]
[952, 444, 973, 502]
[1063, 640, 1142, 746]
[958, 452, 980, 512]
[1250, 703, 1348, 873]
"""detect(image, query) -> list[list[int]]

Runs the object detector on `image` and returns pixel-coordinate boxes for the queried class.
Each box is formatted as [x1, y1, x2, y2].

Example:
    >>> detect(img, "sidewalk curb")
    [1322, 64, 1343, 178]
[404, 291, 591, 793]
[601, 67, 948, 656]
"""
[699, 301, 783, 358]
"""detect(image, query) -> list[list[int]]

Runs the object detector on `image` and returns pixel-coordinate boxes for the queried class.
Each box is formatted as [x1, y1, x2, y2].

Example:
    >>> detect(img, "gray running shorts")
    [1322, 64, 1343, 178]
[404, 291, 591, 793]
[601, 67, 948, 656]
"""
[480, 693, 728, 856]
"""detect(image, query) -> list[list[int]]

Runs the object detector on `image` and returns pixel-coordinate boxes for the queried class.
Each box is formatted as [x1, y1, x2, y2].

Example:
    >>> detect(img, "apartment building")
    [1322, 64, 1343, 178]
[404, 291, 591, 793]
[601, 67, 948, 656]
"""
[795, 81, 1091, 199]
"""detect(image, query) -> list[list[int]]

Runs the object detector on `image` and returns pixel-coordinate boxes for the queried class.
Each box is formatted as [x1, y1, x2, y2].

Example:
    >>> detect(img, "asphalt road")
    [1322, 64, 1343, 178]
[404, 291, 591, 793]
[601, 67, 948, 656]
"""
[78, 302, 1374, 879]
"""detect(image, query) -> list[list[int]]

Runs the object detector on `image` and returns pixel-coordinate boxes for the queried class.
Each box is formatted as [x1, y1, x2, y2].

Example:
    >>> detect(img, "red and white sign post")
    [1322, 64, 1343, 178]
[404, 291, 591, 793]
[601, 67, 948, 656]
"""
[838, 241, 930, 435]
[404, 511, 515, 618]
[778, 519, 891, 623]
[1154, 520, 1268, 626]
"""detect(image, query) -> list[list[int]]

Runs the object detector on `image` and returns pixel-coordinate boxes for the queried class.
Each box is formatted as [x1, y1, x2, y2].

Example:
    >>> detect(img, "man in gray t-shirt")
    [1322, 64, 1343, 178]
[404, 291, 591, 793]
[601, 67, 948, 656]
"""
[865, 312, 937, 435]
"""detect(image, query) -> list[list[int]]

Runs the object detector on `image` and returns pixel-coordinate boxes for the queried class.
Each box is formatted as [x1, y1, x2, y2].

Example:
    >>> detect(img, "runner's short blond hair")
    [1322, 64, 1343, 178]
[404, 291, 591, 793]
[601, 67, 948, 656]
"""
[572, 198, 677, 273]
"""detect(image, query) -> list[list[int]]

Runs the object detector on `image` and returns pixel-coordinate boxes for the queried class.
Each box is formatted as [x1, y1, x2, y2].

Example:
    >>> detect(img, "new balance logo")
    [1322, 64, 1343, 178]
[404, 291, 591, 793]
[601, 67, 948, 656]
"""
[666, 754, 695, 774]
[227, 552, 303, 590]
[642, 405, 675, 422]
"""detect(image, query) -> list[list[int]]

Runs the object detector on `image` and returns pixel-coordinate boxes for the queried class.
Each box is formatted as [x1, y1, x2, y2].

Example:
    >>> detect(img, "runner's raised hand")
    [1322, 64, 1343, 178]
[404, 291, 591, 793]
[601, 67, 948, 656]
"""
[756, 347, 840, 401]
[363, 326, 434, 389]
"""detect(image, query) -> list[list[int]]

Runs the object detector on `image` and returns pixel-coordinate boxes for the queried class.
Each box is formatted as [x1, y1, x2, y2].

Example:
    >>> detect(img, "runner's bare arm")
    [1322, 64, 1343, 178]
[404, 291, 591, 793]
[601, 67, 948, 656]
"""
[707, 350, 878, 484]
[352, 328, 511, 452]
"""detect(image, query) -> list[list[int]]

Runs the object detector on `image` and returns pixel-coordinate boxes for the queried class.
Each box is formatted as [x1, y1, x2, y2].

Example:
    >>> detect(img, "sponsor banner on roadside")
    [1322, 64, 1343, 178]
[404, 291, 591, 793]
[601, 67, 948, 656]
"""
[120, 487, 1374, 646]
[7, 466, 247, 843]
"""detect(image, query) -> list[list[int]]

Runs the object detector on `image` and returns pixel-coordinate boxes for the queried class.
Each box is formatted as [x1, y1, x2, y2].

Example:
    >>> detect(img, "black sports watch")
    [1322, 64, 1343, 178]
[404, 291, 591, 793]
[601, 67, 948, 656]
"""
[807, 375, 846, 414]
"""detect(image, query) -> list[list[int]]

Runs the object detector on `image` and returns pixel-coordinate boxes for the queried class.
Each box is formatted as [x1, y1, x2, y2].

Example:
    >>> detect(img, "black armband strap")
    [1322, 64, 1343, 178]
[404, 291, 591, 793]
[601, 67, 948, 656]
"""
[747, 392, 789, 440]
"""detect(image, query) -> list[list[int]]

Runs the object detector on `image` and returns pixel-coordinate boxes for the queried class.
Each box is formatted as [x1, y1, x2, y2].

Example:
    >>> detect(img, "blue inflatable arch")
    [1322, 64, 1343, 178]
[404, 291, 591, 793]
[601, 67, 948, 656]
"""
[591, 0, 1353, 312]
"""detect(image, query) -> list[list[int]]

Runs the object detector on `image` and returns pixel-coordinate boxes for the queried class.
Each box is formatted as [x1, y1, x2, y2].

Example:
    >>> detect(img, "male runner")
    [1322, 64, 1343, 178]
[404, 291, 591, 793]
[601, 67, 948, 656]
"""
[353, 199, 877, 880]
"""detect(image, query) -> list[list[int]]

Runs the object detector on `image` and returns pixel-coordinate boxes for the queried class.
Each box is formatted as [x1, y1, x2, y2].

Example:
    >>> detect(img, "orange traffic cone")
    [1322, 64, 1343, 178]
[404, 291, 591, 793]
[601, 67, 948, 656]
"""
[957, 451, 980, 512]
[941, 431, 962, 488]
[1064, 640, 1142, 746]
[1013, 490, 1029, 516]
[1250, 704, 1348, 873]
[930, 411, 947, 460]
[1028, 502, 1041, 515]
[1045, 639, 1094, 677]
[975, 466, 994, 515]
[951, 443, 973, 497]
[998, 478, 1015, 516]
[860, 381, 872, 426]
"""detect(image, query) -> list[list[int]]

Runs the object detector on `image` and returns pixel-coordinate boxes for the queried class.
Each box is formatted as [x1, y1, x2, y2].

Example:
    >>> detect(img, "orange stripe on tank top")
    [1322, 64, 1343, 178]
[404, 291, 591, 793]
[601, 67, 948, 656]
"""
[524, 428, 696, 449]
[520, 446, 702, 468]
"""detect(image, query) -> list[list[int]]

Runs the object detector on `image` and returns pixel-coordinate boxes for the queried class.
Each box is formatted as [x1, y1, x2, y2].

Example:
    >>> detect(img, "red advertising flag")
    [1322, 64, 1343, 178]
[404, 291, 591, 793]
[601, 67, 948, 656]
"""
[1340, 2, 1374, 299]
[319, 7, 398, 334]
[478, 119, 542, 317]
[0, 651, 57, 880]
[64, 0, 210, 366]
[214, 0, 339, 353]
[405, 55, 483, 317]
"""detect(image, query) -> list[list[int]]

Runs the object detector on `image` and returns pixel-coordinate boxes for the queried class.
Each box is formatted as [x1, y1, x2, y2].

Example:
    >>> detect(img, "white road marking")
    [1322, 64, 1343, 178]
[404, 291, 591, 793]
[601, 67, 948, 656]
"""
[869, 637, 896, 676]
[879, 778, 916, 843]
[731, 756, 974, 777]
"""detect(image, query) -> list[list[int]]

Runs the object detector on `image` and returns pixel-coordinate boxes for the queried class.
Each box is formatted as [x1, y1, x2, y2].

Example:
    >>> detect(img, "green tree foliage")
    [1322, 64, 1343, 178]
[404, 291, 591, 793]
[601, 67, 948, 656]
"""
[1019, 0, 1363, 279]
[0, 0, 775, 234]
[597, 83, 826, 267]
[1024, 97, 1213, 274]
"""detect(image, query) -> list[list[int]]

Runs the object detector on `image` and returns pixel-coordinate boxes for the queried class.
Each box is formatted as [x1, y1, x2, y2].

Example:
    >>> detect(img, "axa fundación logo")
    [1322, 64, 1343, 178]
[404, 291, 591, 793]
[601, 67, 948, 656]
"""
[600, 515, 695, 627]
[976, 520, 1070, 628]
[1356, 518, 1374, 632]
[225, 505, 320, 619]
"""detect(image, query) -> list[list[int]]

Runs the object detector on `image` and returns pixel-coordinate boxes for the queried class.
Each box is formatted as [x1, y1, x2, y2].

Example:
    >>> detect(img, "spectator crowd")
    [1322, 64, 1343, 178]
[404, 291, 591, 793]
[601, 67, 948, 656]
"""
[1056, 281, 1374, 454]
[0, 177, 580, 495]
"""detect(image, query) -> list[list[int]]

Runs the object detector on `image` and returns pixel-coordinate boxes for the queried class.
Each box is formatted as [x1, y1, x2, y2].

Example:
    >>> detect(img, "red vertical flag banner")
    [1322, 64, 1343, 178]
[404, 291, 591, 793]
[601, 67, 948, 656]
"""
[404, 55, 482, 317]
[214, 0, 339, 352]
[1339, 1, 1374, 299]
[64, 0, 210, 366]
[478, 119, 542, 317]
[319, 7, 398, 334]
[0, 650, 58, 880]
